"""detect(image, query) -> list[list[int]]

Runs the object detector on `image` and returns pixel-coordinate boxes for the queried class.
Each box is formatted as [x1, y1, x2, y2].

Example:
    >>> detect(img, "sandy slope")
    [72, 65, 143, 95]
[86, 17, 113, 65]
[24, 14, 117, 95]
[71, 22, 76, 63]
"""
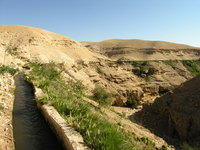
[0, 25, 103, 64]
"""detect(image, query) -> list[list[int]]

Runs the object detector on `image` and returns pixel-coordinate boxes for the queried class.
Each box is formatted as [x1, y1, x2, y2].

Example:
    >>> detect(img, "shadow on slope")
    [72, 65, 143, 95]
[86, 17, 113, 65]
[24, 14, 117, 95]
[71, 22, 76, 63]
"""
[130, 76, 200, 149]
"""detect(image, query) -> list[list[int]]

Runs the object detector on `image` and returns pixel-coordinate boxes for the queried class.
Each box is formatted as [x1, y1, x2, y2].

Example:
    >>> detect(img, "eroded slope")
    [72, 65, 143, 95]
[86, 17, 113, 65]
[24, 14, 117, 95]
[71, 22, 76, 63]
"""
[0, 25, 102, 65]
[82, 39, 200, 60]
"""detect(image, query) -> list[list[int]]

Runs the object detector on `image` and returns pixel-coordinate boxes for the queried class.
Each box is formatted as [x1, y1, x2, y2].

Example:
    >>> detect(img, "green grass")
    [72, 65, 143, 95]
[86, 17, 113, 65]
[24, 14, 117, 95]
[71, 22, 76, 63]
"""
[181, 60, 200, 76]
[132, 61, 149, 70]
[27, 62, 141, 150]
[91, 85, 113, 105]
[162, 60, 177, 66]
[0, 65, 18, 75]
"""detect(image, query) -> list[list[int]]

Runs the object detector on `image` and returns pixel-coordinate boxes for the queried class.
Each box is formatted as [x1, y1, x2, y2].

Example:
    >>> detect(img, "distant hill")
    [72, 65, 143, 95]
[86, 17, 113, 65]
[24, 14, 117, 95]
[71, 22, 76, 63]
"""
[83, 39, 199, 50]
[82, 39, 200, 60]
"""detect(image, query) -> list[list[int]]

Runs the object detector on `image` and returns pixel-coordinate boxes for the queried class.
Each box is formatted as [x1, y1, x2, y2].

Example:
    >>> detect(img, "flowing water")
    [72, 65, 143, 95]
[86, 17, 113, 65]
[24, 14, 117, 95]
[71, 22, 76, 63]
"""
[13, 73, 64, 150]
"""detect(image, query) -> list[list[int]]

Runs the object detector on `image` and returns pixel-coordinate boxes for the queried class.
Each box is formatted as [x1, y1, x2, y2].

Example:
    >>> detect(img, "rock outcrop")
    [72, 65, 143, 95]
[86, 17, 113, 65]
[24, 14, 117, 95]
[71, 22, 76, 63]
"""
[72, 60, 193, 105]
[152, 76, 200, 146]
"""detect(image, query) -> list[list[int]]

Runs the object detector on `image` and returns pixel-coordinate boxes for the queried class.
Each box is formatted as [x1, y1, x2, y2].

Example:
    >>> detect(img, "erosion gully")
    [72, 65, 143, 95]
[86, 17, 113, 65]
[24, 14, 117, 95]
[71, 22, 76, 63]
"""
[13, 73, 64, 150]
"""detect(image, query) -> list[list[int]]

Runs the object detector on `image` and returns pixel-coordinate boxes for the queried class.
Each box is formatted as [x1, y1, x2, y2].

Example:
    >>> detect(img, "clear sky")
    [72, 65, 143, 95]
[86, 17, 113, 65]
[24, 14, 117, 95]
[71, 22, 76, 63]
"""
[1, 0, 200, 47]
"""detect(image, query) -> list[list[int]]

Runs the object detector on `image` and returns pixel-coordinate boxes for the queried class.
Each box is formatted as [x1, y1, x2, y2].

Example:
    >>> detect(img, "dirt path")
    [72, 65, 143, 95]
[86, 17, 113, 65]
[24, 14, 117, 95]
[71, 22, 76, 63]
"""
[0, 74, 15, 150]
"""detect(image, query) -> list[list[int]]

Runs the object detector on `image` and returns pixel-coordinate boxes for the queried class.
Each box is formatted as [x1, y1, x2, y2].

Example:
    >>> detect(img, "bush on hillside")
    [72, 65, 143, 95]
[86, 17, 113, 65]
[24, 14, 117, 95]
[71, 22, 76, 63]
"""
[126, 97, 139, 109]
[92, 85, 112, 105]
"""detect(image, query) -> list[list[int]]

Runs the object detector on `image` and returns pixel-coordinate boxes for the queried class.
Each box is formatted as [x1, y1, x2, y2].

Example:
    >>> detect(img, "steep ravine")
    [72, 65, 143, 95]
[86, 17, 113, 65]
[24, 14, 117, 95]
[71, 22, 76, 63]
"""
[13, 73, 63, 150]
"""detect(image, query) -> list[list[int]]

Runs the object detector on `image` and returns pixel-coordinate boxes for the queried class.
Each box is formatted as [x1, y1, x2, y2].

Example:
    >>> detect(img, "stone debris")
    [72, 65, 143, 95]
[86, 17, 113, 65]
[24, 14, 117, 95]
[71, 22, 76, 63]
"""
[0, 73, 15, 150]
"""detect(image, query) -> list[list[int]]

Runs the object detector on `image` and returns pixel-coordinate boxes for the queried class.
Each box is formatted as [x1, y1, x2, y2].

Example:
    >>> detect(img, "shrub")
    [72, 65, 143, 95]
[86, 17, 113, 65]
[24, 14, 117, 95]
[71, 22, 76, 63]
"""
[132, 61, 148, 69]
[0, 65, 18, 75]
[132, 61, 152, 78]
[126, 97, 139, 109]
[182, 60, 200, 76]
[92, 86, 112, 105]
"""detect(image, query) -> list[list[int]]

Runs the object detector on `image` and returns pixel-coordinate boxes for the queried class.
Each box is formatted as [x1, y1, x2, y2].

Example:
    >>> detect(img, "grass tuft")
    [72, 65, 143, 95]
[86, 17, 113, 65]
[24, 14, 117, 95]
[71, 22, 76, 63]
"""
[181, 60, 200, 76]
[0, 65, 18, 75]
[91, 85, 113, 105]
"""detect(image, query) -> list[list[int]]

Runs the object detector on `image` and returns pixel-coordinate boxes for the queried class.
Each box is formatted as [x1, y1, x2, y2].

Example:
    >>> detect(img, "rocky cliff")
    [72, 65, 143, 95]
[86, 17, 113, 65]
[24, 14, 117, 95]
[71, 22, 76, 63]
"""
[151, 75, 200, 147]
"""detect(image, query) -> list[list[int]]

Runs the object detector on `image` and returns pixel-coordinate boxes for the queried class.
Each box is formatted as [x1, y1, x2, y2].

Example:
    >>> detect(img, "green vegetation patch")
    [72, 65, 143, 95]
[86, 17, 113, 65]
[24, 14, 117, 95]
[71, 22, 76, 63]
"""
[126, 97, 139, 109]
[131, 60, 200, 77]
[27, 62, 137, 150]
[181, 60, 200, 76]
[91, 85, 113, 105]
[132, 61, 149, 70]
[162, 60, 177, 66]
[128, 60, 200, 77]
[0, 65, 18, 75]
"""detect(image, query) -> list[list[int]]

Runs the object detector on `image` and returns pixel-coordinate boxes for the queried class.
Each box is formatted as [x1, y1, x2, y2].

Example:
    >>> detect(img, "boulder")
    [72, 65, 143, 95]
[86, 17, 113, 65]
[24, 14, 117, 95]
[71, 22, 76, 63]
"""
[127, 88, 144, 102]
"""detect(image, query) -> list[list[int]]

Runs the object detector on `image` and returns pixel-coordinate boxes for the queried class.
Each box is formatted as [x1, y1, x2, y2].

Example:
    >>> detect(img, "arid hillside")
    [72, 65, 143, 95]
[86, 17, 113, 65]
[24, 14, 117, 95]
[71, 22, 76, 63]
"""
[0, 25, 200, 149]
[1, 25, 200, 107]
[0, 25, 102, 66]
[82, 39, 200, 60]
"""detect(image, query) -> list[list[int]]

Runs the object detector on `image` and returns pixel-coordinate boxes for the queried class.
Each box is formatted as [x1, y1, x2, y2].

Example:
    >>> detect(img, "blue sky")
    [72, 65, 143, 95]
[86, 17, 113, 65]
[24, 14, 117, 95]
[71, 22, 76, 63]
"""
[1, 0, 200, 46]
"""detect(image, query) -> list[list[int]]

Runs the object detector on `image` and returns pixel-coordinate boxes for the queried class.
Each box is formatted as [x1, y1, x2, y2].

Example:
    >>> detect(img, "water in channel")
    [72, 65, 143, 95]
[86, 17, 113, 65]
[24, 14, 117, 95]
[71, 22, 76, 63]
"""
[13, 73, 64, 150]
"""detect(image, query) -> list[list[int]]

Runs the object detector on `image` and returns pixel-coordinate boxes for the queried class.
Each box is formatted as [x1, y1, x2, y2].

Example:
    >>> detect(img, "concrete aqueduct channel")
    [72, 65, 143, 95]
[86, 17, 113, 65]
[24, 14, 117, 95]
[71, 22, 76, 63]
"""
[13, 73, 89, 150]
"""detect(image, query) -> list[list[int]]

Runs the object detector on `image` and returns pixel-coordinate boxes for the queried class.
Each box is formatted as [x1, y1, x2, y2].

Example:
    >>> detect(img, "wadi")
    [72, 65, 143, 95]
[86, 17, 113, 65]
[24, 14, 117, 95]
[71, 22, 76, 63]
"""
[0, 25, 199, 150]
